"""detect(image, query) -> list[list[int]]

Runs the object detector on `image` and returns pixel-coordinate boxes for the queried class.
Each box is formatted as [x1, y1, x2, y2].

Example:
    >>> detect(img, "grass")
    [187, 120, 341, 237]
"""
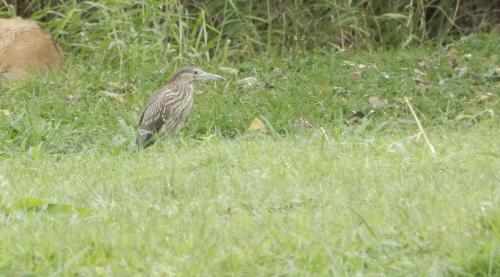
[3, 0, 499, 54]
[0, 125, 499, 275]
[0, 6, 500, 275]
[1, 34, 499, 154]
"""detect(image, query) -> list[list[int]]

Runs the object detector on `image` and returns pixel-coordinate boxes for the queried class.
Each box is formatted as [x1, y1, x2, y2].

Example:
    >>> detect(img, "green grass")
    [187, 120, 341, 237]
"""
[0, 22, 500, 276]
[1, 34, 499, 154]
[3, 0, 499, 55]
[0, 125, 499, 275]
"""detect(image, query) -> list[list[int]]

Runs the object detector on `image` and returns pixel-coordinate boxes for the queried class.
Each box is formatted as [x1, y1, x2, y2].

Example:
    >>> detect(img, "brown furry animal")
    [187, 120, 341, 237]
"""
[0, 18, 64, 80]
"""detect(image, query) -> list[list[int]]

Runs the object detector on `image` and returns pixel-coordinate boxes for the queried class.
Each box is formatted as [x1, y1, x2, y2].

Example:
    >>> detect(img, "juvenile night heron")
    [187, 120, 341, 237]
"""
[136, 65, 224, 149]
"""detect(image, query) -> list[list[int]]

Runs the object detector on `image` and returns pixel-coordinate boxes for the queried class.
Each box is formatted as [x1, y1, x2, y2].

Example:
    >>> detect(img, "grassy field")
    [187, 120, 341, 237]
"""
[1, 28, 500, 276]
[0, 126, 499, 275]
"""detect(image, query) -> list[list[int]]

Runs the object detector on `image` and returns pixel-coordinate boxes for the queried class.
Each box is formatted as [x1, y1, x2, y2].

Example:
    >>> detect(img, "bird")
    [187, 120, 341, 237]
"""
[136, 65, 224, 149]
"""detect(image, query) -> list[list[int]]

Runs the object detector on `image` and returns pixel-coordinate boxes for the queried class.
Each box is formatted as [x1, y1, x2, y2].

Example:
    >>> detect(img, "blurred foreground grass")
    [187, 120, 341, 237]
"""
[0, 124, 499, 275]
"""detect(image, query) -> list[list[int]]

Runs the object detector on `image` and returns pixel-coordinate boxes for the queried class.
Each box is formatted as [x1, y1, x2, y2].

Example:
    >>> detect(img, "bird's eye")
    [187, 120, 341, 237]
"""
[193, 71, 199, 75]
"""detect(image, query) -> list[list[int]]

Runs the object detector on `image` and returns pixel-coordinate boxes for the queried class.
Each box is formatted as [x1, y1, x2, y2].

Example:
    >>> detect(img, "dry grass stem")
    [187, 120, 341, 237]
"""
[404, 97, 437, 156]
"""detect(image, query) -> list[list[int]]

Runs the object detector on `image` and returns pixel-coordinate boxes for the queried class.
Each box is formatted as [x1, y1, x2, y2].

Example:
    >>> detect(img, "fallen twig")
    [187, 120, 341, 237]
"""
[404, 97, 436, 157]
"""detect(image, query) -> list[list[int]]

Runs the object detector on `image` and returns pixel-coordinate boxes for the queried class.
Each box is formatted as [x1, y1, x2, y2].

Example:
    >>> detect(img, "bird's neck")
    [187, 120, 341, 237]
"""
[170, 82, 193, 98]
[170, 80, 192, 90]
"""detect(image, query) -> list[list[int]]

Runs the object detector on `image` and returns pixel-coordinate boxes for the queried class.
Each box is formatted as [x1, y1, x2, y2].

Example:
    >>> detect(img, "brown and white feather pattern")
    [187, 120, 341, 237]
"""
[137, 82, 193, 147]
[136, 65, 223, 149]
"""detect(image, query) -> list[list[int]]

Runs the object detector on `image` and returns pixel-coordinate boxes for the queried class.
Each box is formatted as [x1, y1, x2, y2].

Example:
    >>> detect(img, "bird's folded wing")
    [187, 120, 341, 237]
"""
[138, 91, 172, 133]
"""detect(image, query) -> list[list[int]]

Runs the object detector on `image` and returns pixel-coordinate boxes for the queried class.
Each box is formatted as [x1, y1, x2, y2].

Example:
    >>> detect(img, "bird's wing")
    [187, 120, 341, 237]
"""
[138, 88, 173, 133]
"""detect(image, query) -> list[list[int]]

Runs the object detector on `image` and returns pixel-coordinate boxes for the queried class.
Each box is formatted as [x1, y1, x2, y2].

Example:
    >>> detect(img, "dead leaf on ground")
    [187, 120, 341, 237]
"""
[293, 117, 312, 129]
[463, 53, 472, 60]
[247, 117, 267, 133]
[67, 95, 82, 101]
[456, 67, 468, 78]
[415, 78, 425, 85]
[272, 68, 283, 76]
[351, 71, 362, 80]
[475, 93, 495, 104]
[368, 96, 388, 109]
[414, 78, 429, 92]
[446, 46, 458, 56]
[319, 85, 330, 96]
[109, 82, 127, 90]
[103, 91, 126, 104]
[418, 59, 431, 71]
[218, 66, 239, 75]
[381, 72, 390, 80]
[446, 46, 460, 67]
[109, 81, 136, 92]
[238, 77, 259, 88]
[413, 68, 426, 76]
[0, 109, 10, 116]
[345, 111, 365, 125]
[495, 67, 500, 74]
[343, 61, 356, 67]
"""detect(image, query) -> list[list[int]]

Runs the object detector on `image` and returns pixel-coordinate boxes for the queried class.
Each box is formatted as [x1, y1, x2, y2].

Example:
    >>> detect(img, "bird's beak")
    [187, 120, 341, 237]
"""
[199, 71, 225, 81]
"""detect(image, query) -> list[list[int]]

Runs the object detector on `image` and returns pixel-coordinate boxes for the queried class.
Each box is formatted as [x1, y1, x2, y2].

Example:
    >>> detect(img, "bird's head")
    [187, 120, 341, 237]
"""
[170, 65, 225, 85]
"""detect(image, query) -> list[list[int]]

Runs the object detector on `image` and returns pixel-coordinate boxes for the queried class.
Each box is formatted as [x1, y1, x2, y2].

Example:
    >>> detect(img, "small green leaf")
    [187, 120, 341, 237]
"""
[11, 198, 45, 211]
[10, 198, 90, 216]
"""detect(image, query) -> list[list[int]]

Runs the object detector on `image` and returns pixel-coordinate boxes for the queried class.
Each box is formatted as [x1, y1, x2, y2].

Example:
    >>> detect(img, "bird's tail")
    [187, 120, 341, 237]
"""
[136, 130, 154, 149]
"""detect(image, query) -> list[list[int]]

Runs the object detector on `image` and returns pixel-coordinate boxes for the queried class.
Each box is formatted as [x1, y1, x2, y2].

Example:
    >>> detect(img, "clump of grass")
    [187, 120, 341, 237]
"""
[2, 0, 499, 61]
[446, 206, 500, 276]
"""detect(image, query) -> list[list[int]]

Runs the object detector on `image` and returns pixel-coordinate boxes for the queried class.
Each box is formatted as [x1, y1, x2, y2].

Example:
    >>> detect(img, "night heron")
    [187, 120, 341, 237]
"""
[136, 65, 224, 149]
